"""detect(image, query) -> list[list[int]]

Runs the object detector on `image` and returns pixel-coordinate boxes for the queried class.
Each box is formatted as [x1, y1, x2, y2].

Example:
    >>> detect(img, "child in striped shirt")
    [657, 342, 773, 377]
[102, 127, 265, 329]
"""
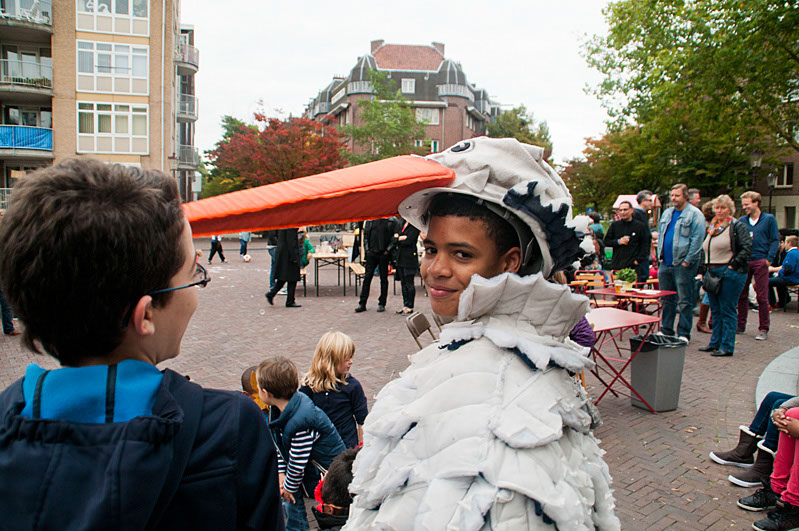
[257, 356, 346, 531]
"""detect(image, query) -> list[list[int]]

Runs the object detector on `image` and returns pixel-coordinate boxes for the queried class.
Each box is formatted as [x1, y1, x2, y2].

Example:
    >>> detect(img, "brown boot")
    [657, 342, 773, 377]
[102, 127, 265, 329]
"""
[697, 303, 712, 333]
[729, 441, 775, 487]
[709, 425, 759, 466]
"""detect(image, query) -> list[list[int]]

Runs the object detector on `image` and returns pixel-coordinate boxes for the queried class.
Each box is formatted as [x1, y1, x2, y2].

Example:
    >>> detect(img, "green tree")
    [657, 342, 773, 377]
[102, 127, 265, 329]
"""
[584, 0, 798, 188]
[342, 70, 427, 164]
[487, 105, 553, 156]
[200, 116, 252, 198]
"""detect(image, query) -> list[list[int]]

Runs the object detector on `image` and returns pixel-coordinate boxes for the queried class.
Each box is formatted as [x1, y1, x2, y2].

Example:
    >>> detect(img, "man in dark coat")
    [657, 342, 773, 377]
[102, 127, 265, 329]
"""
[355, 218, 396, 313]
[266, 228, 302, 308]
[605, 201, 650, 279]
[394, 217, 421, 314]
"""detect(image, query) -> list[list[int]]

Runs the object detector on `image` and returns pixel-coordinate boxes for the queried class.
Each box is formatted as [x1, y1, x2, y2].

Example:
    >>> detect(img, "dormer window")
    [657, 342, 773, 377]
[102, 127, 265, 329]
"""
[401, 78, 415, 94]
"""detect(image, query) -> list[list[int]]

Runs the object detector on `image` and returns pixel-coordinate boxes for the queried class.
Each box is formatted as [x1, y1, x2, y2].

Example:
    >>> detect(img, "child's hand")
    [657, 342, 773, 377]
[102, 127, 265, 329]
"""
[280, 487, 295, 504]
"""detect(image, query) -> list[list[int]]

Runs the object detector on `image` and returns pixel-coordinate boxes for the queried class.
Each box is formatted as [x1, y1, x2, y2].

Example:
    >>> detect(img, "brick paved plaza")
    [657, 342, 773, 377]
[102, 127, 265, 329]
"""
[2, 239, 798, 530]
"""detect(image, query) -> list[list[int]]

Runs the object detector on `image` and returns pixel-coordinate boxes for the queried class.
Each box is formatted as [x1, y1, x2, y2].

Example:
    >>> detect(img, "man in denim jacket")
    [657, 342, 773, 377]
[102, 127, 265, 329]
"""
[656, 183, 707, 342]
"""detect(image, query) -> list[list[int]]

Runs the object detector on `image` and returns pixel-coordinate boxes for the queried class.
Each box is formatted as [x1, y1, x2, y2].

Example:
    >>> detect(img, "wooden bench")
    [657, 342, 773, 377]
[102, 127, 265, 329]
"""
[348, 263, 365, 295]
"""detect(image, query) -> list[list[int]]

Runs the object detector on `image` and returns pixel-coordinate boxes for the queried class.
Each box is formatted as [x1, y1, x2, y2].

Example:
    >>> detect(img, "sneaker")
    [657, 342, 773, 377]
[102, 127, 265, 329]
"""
[278, 288, 288, 295]
[678, 336, 690, 344]
[756, 331, 768, 341]
[222, 259, 228, 264]
[753, 501, 799, 530]
[738, 486, 779, 512]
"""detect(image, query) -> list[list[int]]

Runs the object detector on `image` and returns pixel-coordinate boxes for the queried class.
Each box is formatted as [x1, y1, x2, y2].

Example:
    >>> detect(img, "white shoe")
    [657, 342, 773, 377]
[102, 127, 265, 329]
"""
[678, 336, 689, 344]
[278, 288, 288, 295]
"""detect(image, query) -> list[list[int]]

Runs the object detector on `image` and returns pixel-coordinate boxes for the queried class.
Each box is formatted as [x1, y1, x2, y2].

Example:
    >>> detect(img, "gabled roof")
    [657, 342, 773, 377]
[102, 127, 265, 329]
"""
[373, 43, 444, 71]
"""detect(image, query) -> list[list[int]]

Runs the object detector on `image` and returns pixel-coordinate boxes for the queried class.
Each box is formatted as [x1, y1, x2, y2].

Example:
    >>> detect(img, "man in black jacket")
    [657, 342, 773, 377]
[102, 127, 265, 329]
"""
[605, 201, 650, 280]
[355, 218, 396, 313]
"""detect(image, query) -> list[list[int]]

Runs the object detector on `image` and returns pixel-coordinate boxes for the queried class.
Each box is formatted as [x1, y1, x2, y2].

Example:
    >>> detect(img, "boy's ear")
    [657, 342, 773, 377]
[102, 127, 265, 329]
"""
[500, 247, 522, 274]
[130, 296, 155, 336]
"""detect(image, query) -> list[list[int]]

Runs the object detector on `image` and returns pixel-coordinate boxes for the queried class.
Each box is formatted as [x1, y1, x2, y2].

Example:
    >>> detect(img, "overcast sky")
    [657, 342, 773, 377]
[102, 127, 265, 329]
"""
[184, 0, 611, 166]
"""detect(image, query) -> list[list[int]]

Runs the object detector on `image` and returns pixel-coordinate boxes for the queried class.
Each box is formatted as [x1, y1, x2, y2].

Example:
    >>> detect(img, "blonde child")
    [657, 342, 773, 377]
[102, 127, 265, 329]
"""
[300, 331, 368, 448]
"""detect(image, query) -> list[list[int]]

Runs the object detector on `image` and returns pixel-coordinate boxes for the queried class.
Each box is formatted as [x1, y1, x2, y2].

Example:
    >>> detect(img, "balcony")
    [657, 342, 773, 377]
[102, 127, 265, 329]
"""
[0, 125, 53, 157]
[177, 94, 197, 122]
[0, 59, 52, 99]
[347, 80, 372, 94]
[313, 101, 330, 116]
[0, 187, 10, 209]
[0, 1, 53, 40]
[177, 145, 199, 168]
[175, 43, 199, 75]
[437, 84, 474, 101]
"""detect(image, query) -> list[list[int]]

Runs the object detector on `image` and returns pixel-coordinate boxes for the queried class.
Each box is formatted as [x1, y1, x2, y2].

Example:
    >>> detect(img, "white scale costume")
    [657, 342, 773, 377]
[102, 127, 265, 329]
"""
[344, 138, 621, 530]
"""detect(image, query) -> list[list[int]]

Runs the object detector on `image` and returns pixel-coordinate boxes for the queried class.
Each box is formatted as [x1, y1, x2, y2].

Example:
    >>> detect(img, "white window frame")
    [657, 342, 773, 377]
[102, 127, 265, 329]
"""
[76, 101, 149, 154]
[415, 108, 439, 125]
[430, 140, 440, 153]
[778, 163, 794, 188]
[76, 0, 150, 37]
[401, 78, 415, 94]
[76, 41, 149, 95]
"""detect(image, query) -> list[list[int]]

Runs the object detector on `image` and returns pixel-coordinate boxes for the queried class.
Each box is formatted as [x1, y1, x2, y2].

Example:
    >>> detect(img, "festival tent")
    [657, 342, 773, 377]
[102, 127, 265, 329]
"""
[183, 156, 455, 237]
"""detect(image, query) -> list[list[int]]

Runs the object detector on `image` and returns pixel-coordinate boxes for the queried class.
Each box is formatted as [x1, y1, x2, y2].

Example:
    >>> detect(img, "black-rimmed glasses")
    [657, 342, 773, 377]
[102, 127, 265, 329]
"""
[121, 262, 211, 328]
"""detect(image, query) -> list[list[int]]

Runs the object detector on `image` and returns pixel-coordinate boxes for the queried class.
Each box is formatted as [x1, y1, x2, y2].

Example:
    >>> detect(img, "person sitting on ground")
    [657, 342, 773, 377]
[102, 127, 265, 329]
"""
[769, 235, 799, 310]
[0, 160, 283, 529]
[344, 138, 620, 530]
[300, 331, 368, 449]
[710, 391, 797, 488]
[735, 406, 799, 530]
[258, 356, 346, 531]
[312, 447, 360, 530]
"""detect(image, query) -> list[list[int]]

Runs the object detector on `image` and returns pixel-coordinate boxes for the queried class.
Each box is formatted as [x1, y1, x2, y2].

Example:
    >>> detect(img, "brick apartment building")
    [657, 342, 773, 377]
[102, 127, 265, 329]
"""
[0, 0, 200, 209]
[305, 40, 502, 155]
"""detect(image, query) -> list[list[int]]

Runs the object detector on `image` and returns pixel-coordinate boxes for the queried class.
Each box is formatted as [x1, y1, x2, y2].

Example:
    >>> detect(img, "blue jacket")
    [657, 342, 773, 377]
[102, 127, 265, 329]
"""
[738, 213, 780, 262]
[657, 204, 706, 266]
[780, 247, 799, 284]
[268, 392, 345, 491]
[0, 367, 284, 531]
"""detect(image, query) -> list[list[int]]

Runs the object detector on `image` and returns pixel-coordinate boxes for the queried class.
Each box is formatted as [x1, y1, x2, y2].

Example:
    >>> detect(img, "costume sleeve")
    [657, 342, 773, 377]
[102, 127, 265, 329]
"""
[349, 378, 369, 425]
[767, 216, 780, 263]
[284, 429, 317, 494]
[234, 394, 285, 530]
[569, 317, 596, 348]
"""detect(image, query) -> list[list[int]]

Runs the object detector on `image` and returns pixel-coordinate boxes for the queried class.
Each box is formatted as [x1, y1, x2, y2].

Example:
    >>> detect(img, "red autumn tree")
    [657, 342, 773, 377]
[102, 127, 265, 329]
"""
[208, 113, 347, 188]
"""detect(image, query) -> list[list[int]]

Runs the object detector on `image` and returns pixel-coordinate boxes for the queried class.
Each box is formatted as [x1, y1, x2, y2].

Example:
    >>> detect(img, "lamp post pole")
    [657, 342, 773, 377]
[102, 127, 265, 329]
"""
[767, 172, 778, 216]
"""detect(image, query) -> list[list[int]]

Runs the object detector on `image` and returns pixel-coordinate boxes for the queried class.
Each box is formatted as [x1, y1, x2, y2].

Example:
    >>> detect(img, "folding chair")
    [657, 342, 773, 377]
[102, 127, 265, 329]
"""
[431, 312, 445, 331]
[405, 312, 437, 349]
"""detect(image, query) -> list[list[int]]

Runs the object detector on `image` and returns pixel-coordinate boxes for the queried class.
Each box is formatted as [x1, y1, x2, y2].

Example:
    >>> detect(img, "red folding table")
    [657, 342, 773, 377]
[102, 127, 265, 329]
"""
[586, 287, 676, 323]
[586, 307, 662, 414]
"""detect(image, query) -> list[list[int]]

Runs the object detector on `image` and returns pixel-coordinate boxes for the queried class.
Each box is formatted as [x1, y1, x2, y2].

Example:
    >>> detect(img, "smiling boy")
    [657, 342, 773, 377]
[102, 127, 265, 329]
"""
[0, 160, 283, 529]
[345, 138, 620, 530]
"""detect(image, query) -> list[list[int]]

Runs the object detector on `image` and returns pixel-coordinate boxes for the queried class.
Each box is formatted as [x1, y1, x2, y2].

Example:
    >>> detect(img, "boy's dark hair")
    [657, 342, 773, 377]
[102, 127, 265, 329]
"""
[256, 356, 299, 400]
[321, 448, 360, 508]
[241, 366, 258, 394]
[0, 159, 185, 366]
[588, 212, 601, 224]
[425, 193, 519, 257]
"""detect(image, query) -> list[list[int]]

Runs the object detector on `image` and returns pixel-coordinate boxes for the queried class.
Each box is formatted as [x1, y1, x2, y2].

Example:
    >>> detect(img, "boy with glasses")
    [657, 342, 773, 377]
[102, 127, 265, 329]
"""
[0, 160, 283, 529]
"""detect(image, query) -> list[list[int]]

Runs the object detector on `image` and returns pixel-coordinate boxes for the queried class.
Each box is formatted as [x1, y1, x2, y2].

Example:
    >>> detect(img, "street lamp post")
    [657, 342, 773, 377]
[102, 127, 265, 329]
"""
[750, 148, 764, 188]
[767, 172, 778, 216]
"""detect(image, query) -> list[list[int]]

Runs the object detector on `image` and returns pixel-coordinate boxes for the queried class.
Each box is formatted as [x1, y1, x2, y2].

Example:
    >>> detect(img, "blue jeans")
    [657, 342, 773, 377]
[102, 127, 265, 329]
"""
[268, 247, 277, 291]
[283, 492, 309, 531]
[706, 267, 746, 352]
[658, 262, 699, 338]
[751, 391, 795, 452]
[239, 239, 248, 256]
[0, 288, 14, 333]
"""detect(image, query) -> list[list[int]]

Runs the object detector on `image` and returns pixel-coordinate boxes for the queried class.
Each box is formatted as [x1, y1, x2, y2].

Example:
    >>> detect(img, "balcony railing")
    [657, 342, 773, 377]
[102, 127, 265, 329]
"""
[176, 44, 199, 70]
[314, 102, 330, 116]
[0, 59, 53, 89]
[0, 0, 52, 25]
[0, 125, 52, 151]
[178, 94, 198, 120]
[178, 145, 199, 166]
[437, 84, 475, 101]
[0, 188, 10, 210]
[347, 81, 373, 94]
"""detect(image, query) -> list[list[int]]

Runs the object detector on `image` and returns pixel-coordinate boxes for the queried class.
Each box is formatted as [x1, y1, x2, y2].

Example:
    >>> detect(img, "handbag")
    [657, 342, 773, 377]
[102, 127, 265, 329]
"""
[702, 230, 731, 295]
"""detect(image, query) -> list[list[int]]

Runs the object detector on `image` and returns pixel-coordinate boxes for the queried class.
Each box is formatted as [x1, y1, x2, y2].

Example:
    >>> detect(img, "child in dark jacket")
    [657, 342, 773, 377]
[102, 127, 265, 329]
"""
[300, 331, 368, 448]
[258, 356, 346, 531]
[311, 447, 360, 530]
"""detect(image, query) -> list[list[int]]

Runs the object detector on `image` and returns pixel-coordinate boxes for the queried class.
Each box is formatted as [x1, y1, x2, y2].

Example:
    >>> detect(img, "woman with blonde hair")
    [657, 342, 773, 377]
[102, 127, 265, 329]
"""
[697, 195, 752, 357]
[300, 331, 368, 448]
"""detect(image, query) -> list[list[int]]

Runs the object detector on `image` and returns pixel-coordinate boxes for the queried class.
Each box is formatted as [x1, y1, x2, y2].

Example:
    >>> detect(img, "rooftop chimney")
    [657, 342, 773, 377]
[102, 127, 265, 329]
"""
[371, 40, 385, 54]
[431, 42, 445, 56]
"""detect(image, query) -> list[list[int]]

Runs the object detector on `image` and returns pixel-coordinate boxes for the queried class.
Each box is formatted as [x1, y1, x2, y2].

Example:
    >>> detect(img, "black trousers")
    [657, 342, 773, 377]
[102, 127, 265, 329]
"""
[209, 241, 225, 263]
[397, 266, 417, 309]
[268, 279, 296, 306]
[359, 251, 389, 307]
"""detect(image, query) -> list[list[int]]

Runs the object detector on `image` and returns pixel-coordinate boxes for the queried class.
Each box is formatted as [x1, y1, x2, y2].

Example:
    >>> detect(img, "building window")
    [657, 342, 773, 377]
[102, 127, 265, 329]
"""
[1, 45, 52, 88]
[430, 140, 439, 152]
[401, 78, 415, 94]
[786, 206, 797, 229]
[414, 139, 440, 153]
[778, 163, 794, 188]
[415, 108, 439, 125]
[76, 0, 149, 36]
[3, 105, 51, 128]
[76, 41, 148, 94]
[77, 102, 148, 154]
[338, 110, 348, 127]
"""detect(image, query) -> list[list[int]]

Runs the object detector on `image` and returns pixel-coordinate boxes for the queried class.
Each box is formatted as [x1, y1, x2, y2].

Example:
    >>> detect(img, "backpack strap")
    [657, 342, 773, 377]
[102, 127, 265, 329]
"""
[145, 372, 204, 529]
